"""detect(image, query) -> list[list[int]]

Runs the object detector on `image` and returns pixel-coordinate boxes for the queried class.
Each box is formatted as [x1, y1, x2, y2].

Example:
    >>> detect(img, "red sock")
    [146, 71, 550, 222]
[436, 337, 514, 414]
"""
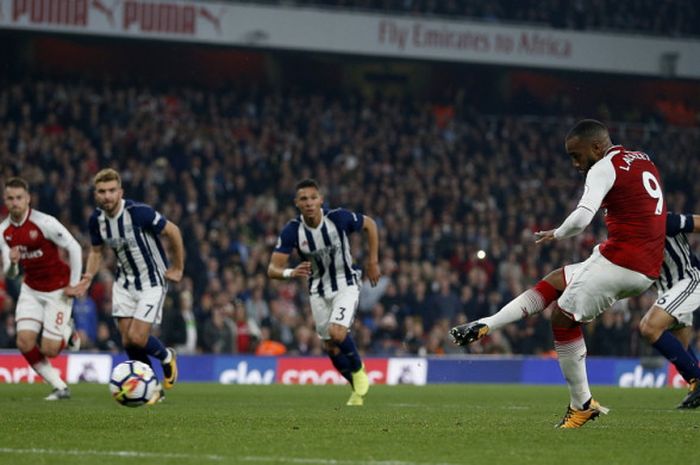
[552, 325, 583, 343]
[22, 346, 45, 365]
[533, 279, 563, 306]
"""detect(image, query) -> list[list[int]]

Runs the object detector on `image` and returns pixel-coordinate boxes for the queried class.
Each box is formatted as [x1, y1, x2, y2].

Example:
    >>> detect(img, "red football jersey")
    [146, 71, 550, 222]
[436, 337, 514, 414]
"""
[598, 146, 666, 278]
[0, 209, 71, 291]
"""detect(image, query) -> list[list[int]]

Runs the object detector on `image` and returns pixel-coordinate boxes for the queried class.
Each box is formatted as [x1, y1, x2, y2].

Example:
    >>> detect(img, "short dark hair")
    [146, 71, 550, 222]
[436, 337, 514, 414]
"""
[566, 119, 609, 141]
[295, 178, 320, 191]
[4, 177, 29, 191]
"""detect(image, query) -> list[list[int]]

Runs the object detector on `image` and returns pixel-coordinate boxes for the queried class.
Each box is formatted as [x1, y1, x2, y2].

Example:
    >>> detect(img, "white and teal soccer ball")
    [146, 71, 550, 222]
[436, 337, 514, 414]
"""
[109, 360, 160, 407]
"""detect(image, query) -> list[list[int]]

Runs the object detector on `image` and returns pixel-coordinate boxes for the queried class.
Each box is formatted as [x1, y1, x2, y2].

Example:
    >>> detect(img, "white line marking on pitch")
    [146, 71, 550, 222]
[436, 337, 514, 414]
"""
[241, 456, 460, 465]
[0, 447, 224, 461]
[0, 448, 460, 465]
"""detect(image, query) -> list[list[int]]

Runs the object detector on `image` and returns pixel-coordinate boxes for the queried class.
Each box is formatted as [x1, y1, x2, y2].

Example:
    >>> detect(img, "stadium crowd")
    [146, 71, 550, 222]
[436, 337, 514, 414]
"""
[253, 0, 700, 39]
[0, 77, 698, 358]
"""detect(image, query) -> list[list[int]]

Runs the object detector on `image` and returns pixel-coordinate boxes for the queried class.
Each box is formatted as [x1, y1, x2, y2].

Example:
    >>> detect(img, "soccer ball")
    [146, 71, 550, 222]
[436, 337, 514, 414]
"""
[109, 360, 160, 407]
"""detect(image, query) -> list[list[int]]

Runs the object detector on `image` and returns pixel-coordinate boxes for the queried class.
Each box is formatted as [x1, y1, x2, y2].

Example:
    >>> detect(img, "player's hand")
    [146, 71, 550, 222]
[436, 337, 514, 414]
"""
[63, 284, 82, 298]
[292, 261, 312, 278]
[534, 229, 556, 244]
[366, 261, 381, 287]
[9, 246, 20, 263]
[69, 274, 93, 298]
[164, 268, 183, 283]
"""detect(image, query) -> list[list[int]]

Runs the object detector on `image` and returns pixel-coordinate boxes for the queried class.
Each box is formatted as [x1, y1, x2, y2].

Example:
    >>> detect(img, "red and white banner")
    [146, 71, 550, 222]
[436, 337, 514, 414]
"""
[0, 353, 111, 384]
[0, 354, 67, 383]
[1, 0, 700, 78]
[2, 0, 224, 36]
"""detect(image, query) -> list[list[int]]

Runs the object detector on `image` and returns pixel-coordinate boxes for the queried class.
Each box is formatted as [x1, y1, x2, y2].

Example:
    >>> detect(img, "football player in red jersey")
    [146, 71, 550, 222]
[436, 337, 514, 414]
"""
[451, 120, 667, 427]
[0, 177, 83, 400]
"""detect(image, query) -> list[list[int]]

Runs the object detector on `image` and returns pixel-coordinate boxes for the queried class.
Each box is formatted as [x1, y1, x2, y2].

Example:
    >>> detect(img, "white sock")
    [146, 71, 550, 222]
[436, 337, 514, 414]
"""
[481, 289, 546, 332]
[554, 337, 591, 410]
[33, 359, 68, 390]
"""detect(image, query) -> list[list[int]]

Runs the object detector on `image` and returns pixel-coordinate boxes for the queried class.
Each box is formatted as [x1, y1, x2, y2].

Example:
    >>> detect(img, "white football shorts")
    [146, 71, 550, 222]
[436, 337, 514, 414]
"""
[560, 245, 654, 323]
[309, 285, 360, 340]
[15, 283, 73, 340]
[654, 277, 700, 327]
[112, 283, 167, 325]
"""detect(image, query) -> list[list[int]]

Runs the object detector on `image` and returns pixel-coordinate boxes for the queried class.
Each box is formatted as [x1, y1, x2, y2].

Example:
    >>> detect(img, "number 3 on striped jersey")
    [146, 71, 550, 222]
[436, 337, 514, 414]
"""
[642, 171, 664, 215]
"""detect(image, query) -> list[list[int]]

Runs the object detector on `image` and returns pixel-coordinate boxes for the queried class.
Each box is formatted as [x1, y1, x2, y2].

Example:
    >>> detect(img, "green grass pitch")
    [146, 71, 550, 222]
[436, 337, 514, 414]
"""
[0, 383, 698, 465]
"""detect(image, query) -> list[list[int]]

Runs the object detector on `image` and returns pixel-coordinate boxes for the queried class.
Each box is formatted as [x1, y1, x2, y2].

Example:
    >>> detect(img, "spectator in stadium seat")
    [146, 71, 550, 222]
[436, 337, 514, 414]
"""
[95, 321, 120, 353]
[0, 313, 16, 349]
[72, 293, 99, 348]
[160, 292, 189, 350]
[233, 298, 261, 353]
[255, 326, 288, 356]
[202, 304, 237, 354]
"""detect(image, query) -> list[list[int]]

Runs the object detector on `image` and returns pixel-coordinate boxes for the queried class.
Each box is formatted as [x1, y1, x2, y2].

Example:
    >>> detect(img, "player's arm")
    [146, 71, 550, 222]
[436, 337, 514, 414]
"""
[73, 245, 104, 297]
[666, 213, 700, 236]
[692, 215, 700, 233]
[0, 236, 19, 279]
[42, 217, 83, 292]
[536, 160, 614, 243]
[268, 223, 310, 280]
[362, 215, 381, 286]
[161, 220, 185, 283]
[59, 233, 83, 296]
[73, 213, 106, 297]
[267, 252, 311, 280]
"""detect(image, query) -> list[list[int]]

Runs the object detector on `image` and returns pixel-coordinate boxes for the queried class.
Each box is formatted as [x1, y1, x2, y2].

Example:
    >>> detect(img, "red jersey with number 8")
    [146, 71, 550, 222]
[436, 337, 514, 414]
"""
[599, 146, 666, 278]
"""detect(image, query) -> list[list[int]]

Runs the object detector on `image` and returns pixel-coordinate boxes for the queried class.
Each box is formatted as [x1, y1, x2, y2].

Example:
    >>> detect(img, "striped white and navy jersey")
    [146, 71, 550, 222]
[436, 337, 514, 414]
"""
[275, 208, 363, 297]
[657, 213, 700, 293]
[89, 199, 169, 291]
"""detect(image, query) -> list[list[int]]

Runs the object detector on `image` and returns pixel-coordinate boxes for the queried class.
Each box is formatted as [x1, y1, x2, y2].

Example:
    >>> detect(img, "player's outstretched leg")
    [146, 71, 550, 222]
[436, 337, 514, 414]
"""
[449, 322, 489, 346]
[450, 278, 563, 346]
